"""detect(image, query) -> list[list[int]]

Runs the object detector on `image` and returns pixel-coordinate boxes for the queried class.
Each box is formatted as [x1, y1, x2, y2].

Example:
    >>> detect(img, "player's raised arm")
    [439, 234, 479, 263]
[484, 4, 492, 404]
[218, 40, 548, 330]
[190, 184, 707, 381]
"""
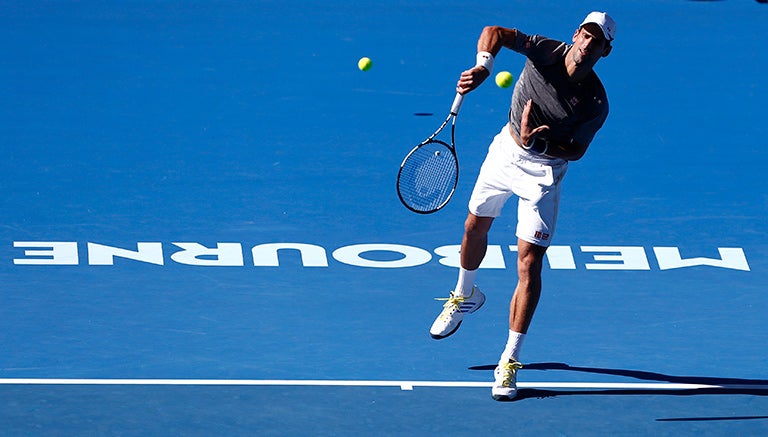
[477, 25, 519, 56]
[457, 26, 518, 94]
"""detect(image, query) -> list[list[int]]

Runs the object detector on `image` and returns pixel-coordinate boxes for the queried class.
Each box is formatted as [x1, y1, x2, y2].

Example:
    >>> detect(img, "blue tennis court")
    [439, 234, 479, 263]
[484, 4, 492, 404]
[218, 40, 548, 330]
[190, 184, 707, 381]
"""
[2, 0, 768, 434]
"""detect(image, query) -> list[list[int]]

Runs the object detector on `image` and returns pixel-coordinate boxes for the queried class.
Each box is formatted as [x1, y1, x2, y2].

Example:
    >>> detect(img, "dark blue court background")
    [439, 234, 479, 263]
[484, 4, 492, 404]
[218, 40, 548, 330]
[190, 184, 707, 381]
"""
[1, 0, 767, 434]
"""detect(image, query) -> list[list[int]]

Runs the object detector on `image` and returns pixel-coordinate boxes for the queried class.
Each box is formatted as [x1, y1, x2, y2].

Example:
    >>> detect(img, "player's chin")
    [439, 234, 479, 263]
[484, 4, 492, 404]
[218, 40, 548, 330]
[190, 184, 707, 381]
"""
[573, 55, 599, 69]
[573, 50, 590, 61]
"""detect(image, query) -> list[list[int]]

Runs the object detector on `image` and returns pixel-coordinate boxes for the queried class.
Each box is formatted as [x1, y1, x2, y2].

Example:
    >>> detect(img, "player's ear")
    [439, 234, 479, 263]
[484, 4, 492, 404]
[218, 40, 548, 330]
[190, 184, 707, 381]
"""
[602, 44, 613, 57]
[572, 28, 580, 42]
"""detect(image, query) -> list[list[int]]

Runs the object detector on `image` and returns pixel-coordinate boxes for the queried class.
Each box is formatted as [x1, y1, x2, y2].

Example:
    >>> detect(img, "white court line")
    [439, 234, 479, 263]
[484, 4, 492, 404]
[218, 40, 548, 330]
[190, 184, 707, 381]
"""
[0, 379, 766, 391]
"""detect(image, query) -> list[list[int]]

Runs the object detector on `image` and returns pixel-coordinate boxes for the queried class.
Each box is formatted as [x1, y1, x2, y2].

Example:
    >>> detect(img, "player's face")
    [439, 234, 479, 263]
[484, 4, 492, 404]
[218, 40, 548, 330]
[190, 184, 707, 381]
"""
[571, 24, 611, 67]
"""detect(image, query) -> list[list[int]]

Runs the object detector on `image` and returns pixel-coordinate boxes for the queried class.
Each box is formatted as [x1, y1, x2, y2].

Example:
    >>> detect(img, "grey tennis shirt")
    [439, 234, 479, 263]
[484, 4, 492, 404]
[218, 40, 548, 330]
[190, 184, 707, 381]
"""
[508, 31, 609, 149]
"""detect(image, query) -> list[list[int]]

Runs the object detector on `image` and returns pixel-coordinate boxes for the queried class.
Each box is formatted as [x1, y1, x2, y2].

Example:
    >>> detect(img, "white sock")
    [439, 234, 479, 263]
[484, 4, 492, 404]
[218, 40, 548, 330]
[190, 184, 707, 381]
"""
[500, 330, 526, 363]
[454, 267, 477, 297]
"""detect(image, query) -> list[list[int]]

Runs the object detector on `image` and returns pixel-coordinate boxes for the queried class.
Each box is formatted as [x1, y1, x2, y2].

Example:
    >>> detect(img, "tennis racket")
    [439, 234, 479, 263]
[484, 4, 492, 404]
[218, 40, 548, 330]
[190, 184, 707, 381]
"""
[397, 93, 464, 214]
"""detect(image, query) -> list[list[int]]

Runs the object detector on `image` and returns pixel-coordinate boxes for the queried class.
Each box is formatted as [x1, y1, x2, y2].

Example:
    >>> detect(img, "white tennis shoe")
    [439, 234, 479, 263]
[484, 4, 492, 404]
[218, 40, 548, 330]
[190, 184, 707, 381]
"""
[429, 286, 485, 339]
[492, 359, 523, 401]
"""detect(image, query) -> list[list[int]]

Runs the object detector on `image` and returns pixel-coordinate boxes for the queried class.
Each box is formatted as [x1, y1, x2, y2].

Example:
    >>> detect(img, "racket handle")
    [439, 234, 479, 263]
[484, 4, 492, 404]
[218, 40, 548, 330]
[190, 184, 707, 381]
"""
[450, 93, 465, 115]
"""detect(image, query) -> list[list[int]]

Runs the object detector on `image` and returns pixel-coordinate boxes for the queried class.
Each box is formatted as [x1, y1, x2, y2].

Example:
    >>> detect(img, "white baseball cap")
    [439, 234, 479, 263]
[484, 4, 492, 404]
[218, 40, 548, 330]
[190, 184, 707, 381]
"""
[580, 11, 616, 41]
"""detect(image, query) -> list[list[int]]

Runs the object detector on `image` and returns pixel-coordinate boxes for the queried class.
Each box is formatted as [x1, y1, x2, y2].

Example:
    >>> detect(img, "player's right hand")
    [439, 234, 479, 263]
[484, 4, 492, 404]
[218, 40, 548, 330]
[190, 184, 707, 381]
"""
[456, 66, 490, 94]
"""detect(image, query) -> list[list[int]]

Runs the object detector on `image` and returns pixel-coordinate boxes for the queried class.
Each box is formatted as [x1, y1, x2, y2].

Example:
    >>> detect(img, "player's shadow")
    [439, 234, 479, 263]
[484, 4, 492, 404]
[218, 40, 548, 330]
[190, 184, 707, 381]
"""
[468, 362, 768, 402]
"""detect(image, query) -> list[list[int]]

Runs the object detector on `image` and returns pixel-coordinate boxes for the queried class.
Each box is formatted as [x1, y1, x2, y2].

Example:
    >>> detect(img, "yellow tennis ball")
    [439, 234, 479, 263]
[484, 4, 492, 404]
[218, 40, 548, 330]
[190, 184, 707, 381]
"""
[495, 71, 514, 88]
[358, 57, 372, 71]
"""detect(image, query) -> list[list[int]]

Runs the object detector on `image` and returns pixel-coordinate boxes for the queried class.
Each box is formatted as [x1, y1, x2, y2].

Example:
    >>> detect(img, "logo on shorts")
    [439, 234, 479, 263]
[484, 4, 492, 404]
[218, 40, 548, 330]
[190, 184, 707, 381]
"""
[534, 231, 550, 241]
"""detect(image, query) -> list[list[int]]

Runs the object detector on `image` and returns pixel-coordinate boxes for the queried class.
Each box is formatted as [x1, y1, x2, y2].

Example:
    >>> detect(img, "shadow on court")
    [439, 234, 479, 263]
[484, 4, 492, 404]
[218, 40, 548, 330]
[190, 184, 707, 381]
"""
[656, 416, 768, 423]
[469, 362, 768, 402]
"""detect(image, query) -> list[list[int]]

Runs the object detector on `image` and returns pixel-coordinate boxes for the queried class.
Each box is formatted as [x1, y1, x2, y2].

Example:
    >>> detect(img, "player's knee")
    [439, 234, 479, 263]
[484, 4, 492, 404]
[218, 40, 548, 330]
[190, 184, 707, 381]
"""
[517, 246, 546, 276]
[464, 215, 492, 239]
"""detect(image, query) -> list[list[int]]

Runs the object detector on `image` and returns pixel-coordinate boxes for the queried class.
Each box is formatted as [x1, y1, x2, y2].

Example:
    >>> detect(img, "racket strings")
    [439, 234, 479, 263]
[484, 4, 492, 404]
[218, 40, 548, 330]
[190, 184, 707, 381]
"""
[398, 142, 457, 212]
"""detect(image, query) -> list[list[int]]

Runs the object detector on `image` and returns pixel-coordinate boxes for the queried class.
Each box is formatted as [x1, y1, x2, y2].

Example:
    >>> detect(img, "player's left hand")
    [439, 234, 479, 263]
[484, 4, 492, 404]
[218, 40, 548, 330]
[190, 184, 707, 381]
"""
[520, 99, 550, 146]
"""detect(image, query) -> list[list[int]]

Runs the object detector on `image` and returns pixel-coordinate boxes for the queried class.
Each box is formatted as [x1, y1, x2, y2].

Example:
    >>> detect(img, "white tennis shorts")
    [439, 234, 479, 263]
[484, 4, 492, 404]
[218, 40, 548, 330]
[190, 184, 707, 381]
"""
[468, 124, 569, 247]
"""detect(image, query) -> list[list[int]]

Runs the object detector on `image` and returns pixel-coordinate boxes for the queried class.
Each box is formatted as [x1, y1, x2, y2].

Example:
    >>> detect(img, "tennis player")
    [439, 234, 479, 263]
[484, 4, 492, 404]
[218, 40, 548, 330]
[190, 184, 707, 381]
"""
[429, 12, 616, 401]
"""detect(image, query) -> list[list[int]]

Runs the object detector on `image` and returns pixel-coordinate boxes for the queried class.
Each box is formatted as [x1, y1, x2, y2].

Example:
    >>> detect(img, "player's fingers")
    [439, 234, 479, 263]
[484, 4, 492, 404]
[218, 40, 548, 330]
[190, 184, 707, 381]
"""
[523, 99, 533, 113]
[532, 125, 550, 135]
[520, 101, 533, 129]
[456, 71, 471, 87]
[457, 79, 475, 94]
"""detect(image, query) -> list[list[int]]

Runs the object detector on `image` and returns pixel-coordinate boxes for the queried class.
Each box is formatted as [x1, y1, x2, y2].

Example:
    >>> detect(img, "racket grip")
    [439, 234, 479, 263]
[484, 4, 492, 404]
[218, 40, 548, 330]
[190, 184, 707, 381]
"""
[450, 93, 464, 115]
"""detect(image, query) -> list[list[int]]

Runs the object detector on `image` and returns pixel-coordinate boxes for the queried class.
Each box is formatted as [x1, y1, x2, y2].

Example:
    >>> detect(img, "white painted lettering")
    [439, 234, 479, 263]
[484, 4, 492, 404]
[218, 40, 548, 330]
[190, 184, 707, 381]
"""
[332, 244, 431, 268]
[8, 241, 753, 272]
[13, 241, 79, 265]
[170, 243, 244, 266]
[88, 242, 164, 265]
[653, 247, 750, 271]
[252, 243, 328, 267]
[582, 246, 650, 270]
[545, 245, 577, 270]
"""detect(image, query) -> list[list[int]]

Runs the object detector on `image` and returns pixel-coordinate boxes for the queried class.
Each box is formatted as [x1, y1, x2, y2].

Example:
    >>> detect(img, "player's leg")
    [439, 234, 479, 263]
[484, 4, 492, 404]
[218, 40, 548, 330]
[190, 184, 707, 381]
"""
[492, 239, 547, 401]
[430, 126, 514, 340]
[429, 212, 492, 339]
[460, 213, 494, 270]
[509, 239, 547, 334]
[492, 154, 566, 400]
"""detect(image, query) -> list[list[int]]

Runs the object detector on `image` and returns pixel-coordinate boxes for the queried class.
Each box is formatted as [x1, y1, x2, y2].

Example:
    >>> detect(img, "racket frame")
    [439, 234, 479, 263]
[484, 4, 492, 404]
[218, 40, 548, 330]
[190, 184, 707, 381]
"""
[396, 93, 464, 214]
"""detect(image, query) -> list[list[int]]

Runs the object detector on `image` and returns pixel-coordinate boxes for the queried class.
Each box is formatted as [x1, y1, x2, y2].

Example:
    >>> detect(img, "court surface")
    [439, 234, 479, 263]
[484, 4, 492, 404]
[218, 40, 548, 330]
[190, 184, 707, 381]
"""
[2, 0, 768, 435]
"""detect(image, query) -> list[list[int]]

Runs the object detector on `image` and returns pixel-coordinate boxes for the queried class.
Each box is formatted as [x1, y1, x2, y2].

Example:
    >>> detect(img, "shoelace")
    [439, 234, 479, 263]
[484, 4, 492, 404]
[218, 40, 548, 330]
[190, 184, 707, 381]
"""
[500, 361, 524, 387]
[435, 293, 466, 312]
[433, 293, 464, 320]
[435, 293, 464, 307]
